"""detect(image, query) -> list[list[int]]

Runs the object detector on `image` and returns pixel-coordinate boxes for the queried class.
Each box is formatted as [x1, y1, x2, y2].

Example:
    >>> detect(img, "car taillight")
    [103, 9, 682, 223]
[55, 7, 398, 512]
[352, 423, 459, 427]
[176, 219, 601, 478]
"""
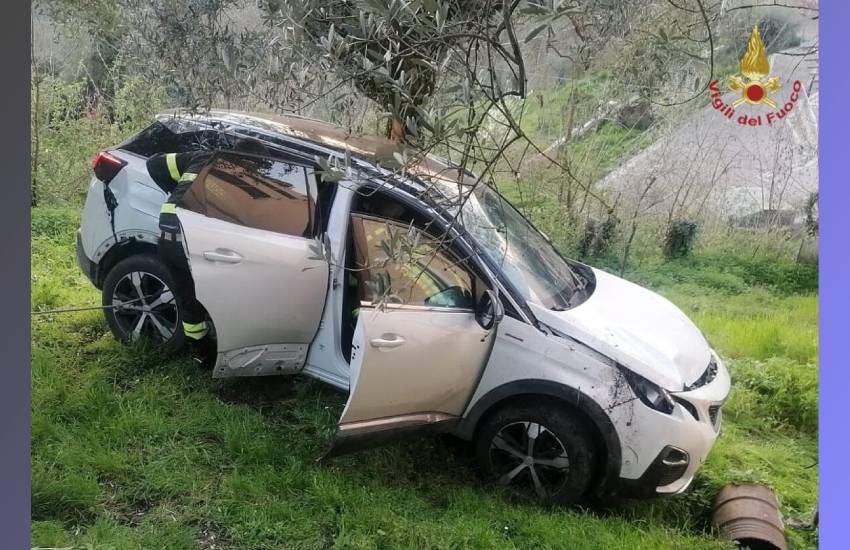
[92, 151, 127, 185]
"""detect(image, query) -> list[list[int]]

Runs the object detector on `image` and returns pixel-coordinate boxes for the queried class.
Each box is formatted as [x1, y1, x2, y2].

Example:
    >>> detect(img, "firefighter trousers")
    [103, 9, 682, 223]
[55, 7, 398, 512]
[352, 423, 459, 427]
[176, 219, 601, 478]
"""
[157, 232, 209, 340]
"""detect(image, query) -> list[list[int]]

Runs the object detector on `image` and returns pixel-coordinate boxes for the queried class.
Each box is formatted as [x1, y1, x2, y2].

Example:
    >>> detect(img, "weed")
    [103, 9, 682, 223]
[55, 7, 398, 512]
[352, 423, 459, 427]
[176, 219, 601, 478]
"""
[31, 206, 817, 549]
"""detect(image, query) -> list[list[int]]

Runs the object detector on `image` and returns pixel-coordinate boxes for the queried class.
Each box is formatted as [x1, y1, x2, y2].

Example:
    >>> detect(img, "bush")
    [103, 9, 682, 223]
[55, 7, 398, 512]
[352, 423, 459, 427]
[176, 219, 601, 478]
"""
[725, 358, 818, 433]
[31, 75, 164, 207]
[757, 14, 802, 53]
[31, 208, 80, 239]
[731, 256, 818, 294]
[577, 215, 619, 259]
[663, 220, 698, 259]
[629, 253, 818, 296]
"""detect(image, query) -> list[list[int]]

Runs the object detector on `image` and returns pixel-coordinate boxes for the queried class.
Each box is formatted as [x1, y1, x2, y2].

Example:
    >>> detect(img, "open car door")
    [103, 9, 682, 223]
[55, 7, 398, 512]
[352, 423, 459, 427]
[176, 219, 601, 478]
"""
[326, 215, 499, 456]
[176, 151, 329, 378]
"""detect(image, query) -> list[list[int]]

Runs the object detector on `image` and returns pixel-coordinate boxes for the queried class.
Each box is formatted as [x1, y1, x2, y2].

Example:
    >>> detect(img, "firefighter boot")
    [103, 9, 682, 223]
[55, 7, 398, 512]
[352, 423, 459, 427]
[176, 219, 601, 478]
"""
[189, 336, 217, 369]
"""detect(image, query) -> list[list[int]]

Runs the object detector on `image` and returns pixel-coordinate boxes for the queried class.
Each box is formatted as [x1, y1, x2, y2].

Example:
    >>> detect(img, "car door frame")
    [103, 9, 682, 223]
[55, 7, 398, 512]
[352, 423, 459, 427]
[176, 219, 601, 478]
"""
[175, 148, 333, 378]
[323, 185, 520, 456]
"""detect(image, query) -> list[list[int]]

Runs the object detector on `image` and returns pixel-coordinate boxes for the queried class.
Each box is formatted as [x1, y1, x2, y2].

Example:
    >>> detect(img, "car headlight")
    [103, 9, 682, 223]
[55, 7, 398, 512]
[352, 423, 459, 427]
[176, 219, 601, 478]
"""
[620, 366, 675, 414]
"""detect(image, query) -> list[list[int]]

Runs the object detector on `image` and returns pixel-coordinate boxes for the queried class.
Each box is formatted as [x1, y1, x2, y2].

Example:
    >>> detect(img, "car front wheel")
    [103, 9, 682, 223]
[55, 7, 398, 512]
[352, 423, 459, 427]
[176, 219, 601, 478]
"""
[101, 254, 185, 352]
[475, 400, 598, 505]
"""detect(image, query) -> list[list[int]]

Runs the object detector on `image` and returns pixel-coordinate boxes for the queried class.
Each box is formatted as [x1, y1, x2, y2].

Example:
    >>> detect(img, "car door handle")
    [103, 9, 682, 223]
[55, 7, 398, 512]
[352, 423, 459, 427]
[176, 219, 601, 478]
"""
[203, 249, 243, 264]
[370, 335, 406, 349]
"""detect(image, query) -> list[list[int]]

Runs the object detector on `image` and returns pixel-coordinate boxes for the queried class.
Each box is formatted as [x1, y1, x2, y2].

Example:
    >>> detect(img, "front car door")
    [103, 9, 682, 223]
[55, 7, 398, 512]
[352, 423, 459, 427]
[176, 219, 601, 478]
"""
[176, 151, 330, 378]
[327, 214, 497, 456]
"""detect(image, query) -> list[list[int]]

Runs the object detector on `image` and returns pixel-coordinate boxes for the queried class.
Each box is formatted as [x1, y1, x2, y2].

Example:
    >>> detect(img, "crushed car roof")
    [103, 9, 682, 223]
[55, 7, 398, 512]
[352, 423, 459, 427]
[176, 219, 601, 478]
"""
[155, 109, 477, 202]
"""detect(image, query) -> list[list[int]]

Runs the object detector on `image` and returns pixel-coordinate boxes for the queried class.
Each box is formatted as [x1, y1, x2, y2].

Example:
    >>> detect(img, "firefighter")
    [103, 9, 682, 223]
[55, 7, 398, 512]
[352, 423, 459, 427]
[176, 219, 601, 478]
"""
[146, 148, 215, 364]
[146, 138, 269, 365]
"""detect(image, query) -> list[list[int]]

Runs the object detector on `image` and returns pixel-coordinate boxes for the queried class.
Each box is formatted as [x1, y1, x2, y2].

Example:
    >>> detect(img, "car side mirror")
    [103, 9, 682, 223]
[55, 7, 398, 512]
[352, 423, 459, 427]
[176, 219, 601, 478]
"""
[475, 289, 504, 331]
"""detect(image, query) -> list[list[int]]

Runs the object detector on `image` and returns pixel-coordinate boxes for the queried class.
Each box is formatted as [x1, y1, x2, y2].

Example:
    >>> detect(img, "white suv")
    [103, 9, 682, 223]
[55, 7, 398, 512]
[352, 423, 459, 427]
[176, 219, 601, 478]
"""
[76, 110, 730, 504]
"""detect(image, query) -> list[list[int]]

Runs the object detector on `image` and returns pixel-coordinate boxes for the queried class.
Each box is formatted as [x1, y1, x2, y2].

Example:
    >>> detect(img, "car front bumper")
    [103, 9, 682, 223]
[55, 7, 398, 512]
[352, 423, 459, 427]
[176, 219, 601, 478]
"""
[614, 351, 731, 498]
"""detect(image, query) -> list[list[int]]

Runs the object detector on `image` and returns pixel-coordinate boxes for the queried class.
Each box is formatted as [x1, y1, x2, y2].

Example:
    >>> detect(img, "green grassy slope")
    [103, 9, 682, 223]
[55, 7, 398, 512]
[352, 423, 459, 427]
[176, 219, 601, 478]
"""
[31, 208, 816, 549]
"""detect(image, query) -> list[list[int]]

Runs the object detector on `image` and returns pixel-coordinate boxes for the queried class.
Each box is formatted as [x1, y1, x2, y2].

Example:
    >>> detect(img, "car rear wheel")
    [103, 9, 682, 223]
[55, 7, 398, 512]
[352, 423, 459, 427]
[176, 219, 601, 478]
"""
[475, 400, 598, 506]
[102, 254, 185, 352]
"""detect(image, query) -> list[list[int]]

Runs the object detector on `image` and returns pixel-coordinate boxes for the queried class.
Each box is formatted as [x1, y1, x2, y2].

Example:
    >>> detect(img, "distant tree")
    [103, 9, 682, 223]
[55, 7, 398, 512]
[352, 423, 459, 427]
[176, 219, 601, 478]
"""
[804, 191, 818, 236]
[33, 0, 128, 104]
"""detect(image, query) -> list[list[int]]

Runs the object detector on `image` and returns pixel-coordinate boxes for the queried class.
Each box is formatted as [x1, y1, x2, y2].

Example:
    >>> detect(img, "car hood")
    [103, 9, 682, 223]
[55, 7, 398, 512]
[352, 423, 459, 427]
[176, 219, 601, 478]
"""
[529, 268, 711, 390]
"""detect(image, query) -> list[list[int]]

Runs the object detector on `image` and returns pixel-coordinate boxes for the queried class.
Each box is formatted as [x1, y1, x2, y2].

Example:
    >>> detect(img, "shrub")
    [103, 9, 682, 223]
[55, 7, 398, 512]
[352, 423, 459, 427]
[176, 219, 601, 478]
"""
[663, 220, 698, 259]
[757, 14, 802, 53]
[31, 75, 164, 207]
[732, 256, 818, 294]
[31, 208, 80, 239]
[577, 215, 619, 259]
[576, 220, 596, 259]
[725, 358, 818, 433]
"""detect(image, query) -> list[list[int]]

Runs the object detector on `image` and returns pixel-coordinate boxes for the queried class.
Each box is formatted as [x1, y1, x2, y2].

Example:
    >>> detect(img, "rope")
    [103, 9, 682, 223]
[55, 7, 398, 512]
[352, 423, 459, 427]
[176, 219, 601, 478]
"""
[31, 294, 163, 316]
[32, 305, 118, 315]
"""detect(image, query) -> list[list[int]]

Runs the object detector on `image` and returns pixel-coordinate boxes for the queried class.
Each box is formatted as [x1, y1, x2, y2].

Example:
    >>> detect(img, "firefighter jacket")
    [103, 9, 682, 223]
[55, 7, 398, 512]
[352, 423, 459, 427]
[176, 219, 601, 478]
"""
[147, 151, 214, 233]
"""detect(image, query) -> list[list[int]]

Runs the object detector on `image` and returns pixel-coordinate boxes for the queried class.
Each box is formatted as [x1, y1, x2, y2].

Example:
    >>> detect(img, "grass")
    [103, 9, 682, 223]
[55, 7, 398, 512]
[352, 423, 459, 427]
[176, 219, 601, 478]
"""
[31, 208, 817, 549]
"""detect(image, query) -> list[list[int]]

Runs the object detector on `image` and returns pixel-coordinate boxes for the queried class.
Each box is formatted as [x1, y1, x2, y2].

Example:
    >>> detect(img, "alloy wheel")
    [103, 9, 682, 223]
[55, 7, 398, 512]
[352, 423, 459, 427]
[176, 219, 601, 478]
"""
[111, 270, 178, 342]
[488, 421, 571, 500]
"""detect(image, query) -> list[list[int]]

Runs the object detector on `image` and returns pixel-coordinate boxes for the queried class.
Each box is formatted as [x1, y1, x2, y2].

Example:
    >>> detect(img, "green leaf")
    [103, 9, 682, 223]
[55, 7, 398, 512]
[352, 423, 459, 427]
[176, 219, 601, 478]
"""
[409, 57, 435, 70]
[519, 4, 550, 16]
[524, 24, 548, 44]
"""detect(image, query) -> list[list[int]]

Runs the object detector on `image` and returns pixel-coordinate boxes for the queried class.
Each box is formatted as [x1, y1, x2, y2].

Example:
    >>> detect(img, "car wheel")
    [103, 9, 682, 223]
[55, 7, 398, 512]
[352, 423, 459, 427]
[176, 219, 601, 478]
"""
[102, 254, 185, 352]
[475, 400, 598, 505]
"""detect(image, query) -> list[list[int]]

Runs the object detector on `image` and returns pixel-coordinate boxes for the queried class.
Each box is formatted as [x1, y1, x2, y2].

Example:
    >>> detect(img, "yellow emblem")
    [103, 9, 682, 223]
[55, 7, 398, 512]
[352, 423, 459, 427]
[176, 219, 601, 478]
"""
[728, 26, 781, 108]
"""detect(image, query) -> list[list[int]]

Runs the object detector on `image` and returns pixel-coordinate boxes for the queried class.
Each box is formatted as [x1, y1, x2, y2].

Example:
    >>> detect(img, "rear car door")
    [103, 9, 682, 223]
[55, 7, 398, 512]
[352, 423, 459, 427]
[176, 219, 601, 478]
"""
[327, 214, 496, 456]
[176, 151, 330, 378]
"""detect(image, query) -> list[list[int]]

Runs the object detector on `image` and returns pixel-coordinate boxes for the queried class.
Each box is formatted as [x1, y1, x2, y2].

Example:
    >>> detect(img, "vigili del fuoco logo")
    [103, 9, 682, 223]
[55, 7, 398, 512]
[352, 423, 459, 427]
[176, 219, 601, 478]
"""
[709, 25, 803, 126]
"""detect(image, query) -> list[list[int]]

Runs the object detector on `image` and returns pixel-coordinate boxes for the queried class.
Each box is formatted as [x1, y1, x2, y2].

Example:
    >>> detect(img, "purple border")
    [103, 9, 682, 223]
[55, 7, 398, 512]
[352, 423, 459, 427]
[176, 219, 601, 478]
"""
[0, 4, 838, 549]
[0, 1, 30, 547]
[820, 4, 846, 549]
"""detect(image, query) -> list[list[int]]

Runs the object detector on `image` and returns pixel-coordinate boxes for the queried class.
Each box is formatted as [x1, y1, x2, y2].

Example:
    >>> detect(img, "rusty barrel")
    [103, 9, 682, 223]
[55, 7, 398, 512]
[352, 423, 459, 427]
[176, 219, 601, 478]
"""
[712, 483, 787, 550]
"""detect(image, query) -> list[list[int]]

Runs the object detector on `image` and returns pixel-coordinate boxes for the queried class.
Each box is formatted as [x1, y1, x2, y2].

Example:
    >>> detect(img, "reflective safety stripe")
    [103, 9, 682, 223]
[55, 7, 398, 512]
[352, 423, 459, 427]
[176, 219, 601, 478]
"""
[179, 172, 197, 183]
[183, 321, 208, 340]
[159, 231, 182, 242]
[166, 153, 181, 182]
[160, 203, 177, 214]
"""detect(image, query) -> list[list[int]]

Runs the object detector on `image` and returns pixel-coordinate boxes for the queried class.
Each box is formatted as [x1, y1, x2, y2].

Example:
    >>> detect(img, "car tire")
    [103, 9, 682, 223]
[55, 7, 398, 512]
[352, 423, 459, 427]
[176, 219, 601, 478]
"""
[475, 399, 598, 506]
[102, 253, 186, 353]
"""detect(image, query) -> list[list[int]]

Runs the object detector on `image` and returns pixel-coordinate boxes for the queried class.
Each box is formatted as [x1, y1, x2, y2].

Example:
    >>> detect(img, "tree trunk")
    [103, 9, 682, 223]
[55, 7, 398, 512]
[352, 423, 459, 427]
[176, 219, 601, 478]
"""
[620, 221, 638, 277]
[387, 117, 405, 144]
[30, 18, 39, 207]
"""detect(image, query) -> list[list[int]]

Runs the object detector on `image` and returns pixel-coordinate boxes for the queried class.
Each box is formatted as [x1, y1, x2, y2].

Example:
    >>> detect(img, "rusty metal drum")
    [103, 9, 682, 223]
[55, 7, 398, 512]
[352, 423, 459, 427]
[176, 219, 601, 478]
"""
[712, 483, 787, 550]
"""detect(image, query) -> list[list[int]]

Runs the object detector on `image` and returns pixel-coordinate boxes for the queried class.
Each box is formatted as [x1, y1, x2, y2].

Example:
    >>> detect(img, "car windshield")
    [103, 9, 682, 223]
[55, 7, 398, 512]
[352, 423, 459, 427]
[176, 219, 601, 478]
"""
[459, 184, 585, 310]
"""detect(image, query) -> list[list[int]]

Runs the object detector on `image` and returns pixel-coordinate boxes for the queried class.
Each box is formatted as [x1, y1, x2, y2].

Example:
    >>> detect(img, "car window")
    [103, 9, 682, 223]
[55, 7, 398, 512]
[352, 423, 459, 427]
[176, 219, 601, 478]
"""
[351, 215, 474, 309]
[181, 151, 316, 238]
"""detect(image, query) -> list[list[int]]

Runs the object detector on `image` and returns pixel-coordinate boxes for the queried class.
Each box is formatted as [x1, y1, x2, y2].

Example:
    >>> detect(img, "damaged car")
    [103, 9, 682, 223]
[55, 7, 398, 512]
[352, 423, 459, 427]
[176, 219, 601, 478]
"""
[76, 111, 730, 504]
